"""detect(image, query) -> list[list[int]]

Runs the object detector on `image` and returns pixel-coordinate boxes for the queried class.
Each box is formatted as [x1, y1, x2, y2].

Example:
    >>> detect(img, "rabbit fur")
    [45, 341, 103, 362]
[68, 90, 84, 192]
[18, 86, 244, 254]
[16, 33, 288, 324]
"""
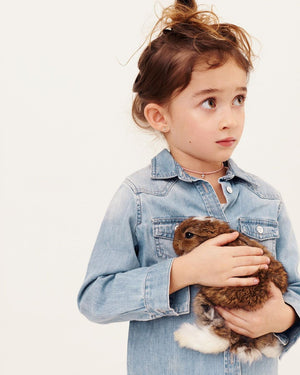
[173, 217, 288, 363]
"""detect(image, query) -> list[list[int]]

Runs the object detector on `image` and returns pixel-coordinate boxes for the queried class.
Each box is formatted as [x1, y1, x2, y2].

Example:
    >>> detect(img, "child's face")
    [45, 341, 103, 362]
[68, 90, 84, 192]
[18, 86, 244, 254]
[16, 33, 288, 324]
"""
[164, 58, 247, 169]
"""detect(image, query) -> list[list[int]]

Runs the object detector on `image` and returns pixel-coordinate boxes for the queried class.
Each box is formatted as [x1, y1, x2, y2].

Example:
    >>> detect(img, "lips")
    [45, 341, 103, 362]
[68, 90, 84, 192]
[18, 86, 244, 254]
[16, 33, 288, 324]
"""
[216, 137, 236, 147]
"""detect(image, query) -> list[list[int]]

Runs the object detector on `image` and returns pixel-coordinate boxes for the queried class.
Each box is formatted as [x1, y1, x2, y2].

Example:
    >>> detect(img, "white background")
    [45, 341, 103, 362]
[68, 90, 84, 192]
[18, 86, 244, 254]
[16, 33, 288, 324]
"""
[1, 0, 300, 374]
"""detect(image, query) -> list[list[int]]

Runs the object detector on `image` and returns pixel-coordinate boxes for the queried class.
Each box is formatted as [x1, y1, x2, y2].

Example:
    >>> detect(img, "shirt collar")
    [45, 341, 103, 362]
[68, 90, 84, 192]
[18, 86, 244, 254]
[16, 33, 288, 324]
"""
[151, 149, 258, 186]
[222, 159, 258, 186]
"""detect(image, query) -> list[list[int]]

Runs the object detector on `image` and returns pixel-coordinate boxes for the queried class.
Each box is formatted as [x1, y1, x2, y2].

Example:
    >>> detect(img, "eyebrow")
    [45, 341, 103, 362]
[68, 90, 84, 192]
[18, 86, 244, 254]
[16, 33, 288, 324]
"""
[193, 87, 248, 98]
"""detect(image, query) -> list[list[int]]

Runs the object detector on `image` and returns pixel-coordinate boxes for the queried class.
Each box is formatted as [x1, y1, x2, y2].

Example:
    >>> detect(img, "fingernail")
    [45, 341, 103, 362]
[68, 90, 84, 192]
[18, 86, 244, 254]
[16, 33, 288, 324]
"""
[259, 264, 268, 270]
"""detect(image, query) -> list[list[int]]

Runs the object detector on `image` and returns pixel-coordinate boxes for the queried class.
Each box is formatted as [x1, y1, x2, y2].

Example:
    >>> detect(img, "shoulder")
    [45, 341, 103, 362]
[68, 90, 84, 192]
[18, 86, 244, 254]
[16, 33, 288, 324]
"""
[124, 165, 177, 196]
[121, 149, 179, 196]
[246, 173, 281, 200]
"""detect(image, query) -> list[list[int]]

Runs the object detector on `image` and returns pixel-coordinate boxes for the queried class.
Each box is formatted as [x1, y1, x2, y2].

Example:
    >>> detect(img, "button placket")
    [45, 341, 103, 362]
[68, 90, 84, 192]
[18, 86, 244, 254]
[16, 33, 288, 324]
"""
[194, 181, 227, 221]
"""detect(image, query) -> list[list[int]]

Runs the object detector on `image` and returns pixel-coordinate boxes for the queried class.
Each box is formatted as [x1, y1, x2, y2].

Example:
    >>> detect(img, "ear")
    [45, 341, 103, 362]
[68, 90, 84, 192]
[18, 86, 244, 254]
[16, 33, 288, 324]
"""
[144, 103, 169, 133]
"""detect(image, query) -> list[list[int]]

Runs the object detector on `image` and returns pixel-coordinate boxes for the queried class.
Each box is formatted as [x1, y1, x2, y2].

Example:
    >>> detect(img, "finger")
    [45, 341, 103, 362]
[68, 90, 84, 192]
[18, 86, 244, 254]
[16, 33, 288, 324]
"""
[232, 264, 268, 277]
[204, 231, 239, 246]
[226, 276, 260, 287]
[233, 255, 270, 268]
[216, 307, 250, 327]
[231, 246, 264, 257]
[216, 307, 247, 324]
[222, 320, 252, 337]
[218, 310, 254, 337]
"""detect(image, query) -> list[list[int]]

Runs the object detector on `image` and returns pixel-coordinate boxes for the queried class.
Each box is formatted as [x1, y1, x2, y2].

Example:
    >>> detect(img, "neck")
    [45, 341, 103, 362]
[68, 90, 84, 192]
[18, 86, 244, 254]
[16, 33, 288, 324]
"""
[170, 149, 225, 173]
[182, 163, 224, 179]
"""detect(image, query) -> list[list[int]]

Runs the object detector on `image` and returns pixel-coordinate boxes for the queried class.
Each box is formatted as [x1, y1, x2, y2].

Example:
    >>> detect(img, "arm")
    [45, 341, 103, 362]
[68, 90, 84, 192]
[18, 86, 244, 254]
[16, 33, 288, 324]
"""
[271, 200, 300, 350]
[77, 182, 188, 324]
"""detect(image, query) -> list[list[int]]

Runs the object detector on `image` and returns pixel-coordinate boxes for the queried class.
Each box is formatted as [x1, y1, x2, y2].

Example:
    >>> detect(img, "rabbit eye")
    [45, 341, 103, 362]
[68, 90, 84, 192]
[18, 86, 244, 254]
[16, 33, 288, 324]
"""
[185, 232, 194, 239]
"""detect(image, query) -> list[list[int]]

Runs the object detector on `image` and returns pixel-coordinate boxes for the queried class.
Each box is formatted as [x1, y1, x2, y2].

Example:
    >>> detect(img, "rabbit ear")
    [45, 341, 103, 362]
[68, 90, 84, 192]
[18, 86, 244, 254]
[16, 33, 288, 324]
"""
[202, 304, 215, 321]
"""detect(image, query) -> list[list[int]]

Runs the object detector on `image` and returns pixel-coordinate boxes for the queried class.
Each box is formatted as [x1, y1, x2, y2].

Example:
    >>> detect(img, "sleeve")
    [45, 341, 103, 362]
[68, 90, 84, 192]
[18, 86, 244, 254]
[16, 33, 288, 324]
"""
[274, 200, 300, 353]
[77, 182, 190, 324]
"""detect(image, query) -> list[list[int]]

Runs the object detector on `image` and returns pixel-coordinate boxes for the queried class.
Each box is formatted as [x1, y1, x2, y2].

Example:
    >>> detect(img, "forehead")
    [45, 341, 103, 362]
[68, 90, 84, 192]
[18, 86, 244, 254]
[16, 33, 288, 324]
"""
[190, 58, 248, 91]
[167, 57, 248, 108]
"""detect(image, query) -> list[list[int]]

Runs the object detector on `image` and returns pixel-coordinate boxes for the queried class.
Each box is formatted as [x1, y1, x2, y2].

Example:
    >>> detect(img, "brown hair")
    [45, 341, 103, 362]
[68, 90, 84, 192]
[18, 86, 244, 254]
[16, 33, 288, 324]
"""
[132, 0, 254, 129]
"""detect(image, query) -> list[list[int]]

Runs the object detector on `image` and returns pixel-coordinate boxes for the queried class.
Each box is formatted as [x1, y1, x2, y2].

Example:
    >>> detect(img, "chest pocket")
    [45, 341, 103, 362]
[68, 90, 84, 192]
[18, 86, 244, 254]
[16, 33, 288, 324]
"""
[239, 218, 279, 257]
[152, 217, 188, 259]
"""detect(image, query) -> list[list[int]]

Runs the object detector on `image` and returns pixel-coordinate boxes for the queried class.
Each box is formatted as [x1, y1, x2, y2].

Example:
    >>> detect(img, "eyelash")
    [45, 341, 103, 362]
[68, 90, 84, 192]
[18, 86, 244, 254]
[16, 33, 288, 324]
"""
[201, 95, 247, 110]
[233, 95, 247, 106]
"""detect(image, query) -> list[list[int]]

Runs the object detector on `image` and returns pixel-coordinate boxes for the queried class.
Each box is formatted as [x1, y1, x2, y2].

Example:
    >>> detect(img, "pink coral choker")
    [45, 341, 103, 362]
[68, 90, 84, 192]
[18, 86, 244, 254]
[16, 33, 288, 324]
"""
[182, 164, 224, 179]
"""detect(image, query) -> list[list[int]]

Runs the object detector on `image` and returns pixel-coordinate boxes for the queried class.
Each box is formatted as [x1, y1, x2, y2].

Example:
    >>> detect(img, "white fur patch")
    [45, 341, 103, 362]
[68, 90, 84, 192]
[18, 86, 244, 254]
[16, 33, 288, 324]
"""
[260, 341, 282, 358]
[193, 216, 218, 222]
[174, 323, 230, 353]
[192, 216, 206, 221]
[235, 346, 262, 364]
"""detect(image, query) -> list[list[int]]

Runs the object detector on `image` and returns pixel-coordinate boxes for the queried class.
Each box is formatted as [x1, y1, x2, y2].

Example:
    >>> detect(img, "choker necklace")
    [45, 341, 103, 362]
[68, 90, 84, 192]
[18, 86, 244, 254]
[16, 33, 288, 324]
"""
[183, 164, 224, 179]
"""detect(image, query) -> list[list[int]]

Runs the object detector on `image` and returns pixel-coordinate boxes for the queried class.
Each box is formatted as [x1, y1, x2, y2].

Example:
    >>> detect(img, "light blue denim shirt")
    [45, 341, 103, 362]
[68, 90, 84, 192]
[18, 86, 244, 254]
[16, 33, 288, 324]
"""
[78, 149, 300, 375]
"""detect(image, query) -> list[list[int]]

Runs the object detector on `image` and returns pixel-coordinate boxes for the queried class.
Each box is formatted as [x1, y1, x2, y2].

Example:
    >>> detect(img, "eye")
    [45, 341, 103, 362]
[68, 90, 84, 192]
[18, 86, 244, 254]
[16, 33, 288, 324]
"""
[201, 97, 216, 110]
[185, 232, 194, 239]
[233, 95, 246, 106]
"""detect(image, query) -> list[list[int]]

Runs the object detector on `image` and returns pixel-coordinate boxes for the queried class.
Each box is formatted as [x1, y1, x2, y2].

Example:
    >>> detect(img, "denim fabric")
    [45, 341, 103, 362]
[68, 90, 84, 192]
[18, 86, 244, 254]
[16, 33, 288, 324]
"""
[78, 149, 300, 375]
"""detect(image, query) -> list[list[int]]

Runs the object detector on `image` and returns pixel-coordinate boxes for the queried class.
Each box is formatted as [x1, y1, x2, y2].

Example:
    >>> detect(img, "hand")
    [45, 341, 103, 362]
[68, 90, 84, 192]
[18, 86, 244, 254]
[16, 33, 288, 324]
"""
[183, 231, 270, 287]
[170, 231, 270, 294]
[216, 283, 297, 338]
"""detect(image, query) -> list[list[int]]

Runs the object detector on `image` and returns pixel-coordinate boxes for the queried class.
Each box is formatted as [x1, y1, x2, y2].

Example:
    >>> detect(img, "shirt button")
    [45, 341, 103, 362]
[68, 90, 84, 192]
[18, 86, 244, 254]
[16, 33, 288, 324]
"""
[226, 186, 233, 194]
[256, 225, 264, 234]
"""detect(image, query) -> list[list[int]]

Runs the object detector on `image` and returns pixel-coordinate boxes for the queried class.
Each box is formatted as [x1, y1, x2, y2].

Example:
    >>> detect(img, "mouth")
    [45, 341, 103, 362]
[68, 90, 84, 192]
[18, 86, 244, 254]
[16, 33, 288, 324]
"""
[216, 137, 236, 147]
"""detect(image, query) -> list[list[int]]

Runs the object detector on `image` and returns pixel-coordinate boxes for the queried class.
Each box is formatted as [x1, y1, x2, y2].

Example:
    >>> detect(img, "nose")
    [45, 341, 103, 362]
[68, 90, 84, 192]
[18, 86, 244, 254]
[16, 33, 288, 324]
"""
[218, 107, 237, 130]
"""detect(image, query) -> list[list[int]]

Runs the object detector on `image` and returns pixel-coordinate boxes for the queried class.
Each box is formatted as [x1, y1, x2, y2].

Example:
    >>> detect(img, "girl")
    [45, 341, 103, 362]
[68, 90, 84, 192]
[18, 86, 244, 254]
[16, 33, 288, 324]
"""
[78, 1, 300, 374]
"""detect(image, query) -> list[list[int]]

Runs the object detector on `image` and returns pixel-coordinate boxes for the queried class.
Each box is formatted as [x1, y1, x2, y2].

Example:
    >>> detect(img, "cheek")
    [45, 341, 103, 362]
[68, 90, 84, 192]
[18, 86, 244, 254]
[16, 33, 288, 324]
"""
[191, 126, 215, 142]
[186, 131, 213, 149]
[238, 109, 245, 126]
[238, 116, 245, 135]
[168, 111, 214, 145]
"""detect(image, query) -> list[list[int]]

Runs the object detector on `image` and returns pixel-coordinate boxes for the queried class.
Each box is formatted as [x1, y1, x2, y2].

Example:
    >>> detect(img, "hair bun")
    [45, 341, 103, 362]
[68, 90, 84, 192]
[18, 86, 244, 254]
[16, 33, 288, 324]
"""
[175, 0, 197, 10]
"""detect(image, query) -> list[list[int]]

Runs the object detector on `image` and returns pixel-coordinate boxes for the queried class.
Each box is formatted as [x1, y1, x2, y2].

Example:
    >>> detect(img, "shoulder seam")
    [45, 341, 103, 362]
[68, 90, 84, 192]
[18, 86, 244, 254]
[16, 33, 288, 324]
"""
[237, 180, 281, 200]
[124, 177, 138, 194]
[123, 179, 142, 226]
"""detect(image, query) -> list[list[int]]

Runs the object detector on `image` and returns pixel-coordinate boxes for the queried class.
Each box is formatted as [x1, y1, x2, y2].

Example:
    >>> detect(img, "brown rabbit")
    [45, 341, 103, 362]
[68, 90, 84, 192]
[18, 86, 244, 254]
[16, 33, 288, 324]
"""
[173, 217, 288, 363]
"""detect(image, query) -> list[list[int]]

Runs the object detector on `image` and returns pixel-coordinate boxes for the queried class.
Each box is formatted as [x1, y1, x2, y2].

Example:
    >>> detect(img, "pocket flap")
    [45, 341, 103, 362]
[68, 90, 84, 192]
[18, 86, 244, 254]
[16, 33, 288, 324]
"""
[152, 217, 187, 239]
[239, 218, 279, 241]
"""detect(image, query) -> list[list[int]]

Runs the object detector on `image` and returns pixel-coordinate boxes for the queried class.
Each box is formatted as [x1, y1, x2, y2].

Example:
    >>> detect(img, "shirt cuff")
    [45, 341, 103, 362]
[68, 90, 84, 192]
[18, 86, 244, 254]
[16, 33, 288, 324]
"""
[144, 259, 190, 319]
